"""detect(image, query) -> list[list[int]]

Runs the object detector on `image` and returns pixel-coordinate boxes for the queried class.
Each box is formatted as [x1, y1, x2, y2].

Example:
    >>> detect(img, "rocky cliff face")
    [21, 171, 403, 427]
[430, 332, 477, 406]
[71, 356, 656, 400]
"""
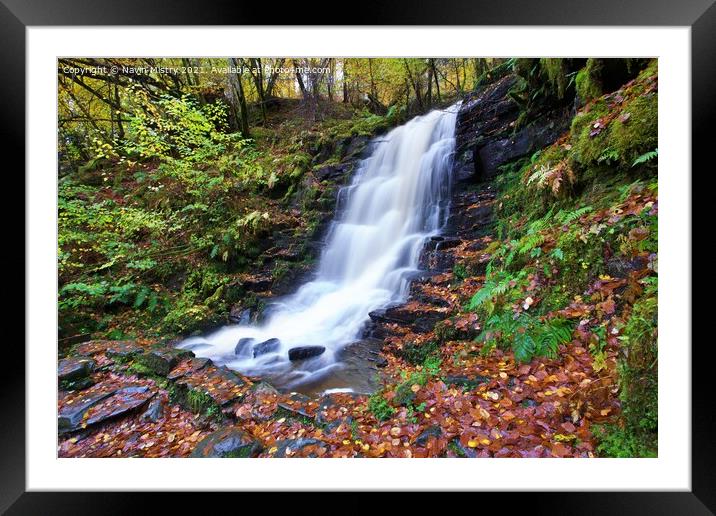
[454, 74, 571, 182]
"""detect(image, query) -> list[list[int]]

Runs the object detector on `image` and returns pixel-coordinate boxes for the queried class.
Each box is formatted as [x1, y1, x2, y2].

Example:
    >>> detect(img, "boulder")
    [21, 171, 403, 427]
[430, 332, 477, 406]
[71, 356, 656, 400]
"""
[252, 338, 281, 358]
[234, 337, 256, 356]
[288, 346, 325, 361]
[190, 427, 263, 458]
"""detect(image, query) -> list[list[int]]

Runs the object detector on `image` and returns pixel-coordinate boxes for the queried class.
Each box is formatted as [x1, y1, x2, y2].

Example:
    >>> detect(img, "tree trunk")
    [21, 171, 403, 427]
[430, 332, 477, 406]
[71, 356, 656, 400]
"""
[228, 58, 250, 136]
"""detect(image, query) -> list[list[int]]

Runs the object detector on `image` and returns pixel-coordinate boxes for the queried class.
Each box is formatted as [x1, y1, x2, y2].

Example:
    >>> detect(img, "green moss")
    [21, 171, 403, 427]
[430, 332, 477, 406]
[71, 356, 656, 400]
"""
[398, 340, 439, 365]
[609, 95, 658, 166]
[539, 58, 569, 99]
[569, 100, 612, 166]
[575, 59, 604, 103]
[126, 361, 155, 377]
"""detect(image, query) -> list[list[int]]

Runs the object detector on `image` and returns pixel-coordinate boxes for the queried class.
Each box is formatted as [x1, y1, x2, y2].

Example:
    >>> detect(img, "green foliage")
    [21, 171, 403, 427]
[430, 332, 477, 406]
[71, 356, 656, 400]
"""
[398, 340, 440, 365]
[468, 269, 527, 316]
[368, 391, 395, 421]
[632, 148, 658, 167]
[452, 263, 469, 282]
[477, 312, 573, 363]
[185, 388, 216, 415]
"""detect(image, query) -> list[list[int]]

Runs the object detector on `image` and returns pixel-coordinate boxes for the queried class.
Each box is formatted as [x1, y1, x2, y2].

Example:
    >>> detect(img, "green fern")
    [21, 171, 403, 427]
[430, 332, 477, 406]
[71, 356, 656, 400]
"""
[632, 148, 658, 167]
[477, 312, 573, 363]
[555, 206, 593, 225]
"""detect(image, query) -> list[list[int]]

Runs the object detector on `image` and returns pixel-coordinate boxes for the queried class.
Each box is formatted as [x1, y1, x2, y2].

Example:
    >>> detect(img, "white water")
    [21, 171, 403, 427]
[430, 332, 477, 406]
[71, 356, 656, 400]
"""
[179, 104, 460, 390]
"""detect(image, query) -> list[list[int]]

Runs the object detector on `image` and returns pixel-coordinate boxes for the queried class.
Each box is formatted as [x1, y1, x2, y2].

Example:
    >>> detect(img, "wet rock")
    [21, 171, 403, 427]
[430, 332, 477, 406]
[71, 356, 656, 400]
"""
[58, 357, 96, 382]
[228, 307, 252, 324]
[83, 386, 153, 427]
[276, 392, 314, 420]
[167, 357, 211, 380]
[242, 274, 273, 292]
[190, 427, 263, 458]
[415, 425, 443, 447]
[250, 382, 279, 397]
[343, 135, 369, 159]
[252, 338, 281, 358]
[58, 357, 96, 390]
[314, 162, 354, 181]
[288, 346, 326, 361]
[136, 348, 193, 376]
[323, 416, 355, 434]
[58, 391, 115, 434]
[234, 337, 256, 356]
[106, 341, 144, 360]
[175, 365, 246, 407]
[414, 292, 452, 308]
[273, 438, 325, 458]
[140, 397, 165, 422]
[434, 237, 462, 250]
[369, 305, 443, 334]
[76, 340, 143, 360]
[476, 115, 569, 178]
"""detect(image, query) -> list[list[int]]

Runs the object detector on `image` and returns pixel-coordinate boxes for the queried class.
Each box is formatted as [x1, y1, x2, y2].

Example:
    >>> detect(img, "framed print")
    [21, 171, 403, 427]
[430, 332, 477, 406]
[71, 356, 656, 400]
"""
[4, 0, 711, 511]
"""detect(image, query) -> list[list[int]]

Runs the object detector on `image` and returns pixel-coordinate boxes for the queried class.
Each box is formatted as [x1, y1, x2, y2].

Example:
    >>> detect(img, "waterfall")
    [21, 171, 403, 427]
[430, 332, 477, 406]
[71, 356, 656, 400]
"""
[179, 103, 460, 391]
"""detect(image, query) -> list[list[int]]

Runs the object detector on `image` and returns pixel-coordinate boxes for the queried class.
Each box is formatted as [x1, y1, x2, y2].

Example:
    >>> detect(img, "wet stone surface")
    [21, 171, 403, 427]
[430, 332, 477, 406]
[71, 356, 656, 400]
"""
[58, 357, 96, 383]
[174, 364, 247, 407]
[191, 427, 263, 458]
[136, 347, 193, 376]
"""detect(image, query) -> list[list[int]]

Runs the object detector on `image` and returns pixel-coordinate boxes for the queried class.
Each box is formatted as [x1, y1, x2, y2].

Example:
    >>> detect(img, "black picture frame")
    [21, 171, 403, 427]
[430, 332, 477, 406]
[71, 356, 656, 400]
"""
[4, 0, 708, 511]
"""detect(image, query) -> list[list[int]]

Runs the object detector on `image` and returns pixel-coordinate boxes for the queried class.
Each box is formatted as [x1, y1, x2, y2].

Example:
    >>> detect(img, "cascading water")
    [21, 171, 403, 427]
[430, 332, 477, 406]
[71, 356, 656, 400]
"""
[179, 103, 460, 393]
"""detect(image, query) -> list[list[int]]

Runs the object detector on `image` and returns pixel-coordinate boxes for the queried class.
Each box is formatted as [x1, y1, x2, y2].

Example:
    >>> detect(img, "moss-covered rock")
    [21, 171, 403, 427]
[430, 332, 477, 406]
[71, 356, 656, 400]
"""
[598, 288, 658, 457]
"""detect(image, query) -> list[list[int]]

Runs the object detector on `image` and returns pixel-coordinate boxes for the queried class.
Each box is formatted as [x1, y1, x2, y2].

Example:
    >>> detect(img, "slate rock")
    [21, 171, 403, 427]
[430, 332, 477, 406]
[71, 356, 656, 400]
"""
[137, 348, 193, 376]
[106, 341, 144, 360]
[276, 392, 314, 420]
[83, 386, 153, 427]
[140, 397, 165, 422]
[288, 346, 325, 361]
[58, 357, 96, 383]
[167, 357, 212, 381]
[190, 427, 263, 458]
[58, 390, 115, 434]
